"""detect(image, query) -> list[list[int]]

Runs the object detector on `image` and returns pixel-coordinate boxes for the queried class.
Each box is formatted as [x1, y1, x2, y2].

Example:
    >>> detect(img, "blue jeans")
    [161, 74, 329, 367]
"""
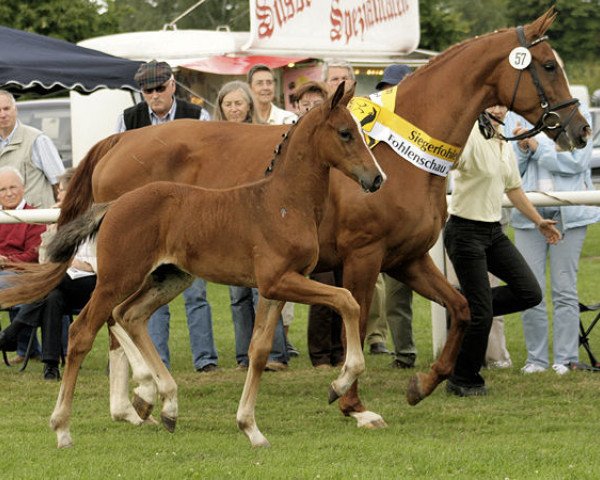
[229, 286, 287, 366]
[515, 225, 587, 367]
[0, 270, 41, 357]
[444, 216, 542, 386]
[148, 278, 217, 370]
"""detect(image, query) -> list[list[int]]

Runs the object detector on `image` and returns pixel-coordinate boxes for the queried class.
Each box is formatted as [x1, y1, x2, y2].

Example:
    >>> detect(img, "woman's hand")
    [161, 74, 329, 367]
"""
[537, 219, 561, 244]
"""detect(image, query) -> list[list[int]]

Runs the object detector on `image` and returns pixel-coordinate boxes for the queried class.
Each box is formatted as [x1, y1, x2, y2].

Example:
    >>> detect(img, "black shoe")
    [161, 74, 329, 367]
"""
[390, 358, 415, 369]
[0, 328, 18, 352]
[196, 364, 218, 373]
[446, 379, 487, 397]
[43, 363, 61, 381]
[369, 342, 391, 355]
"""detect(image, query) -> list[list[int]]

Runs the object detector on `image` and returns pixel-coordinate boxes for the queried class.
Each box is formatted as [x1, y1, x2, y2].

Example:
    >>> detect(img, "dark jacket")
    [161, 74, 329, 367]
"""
[123, 99, 203, 130]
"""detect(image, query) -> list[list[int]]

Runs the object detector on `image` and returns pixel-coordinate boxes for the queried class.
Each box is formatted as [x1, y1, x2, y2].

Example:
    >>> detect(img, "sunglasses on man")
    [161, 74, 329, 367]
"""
[142, 84, 168, 95]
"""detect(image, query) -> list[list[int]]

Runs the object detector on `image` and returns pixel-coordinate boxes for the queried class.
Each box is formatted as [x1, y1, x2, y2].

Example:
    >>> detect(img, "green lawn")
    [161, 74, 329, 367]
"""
[0, 224, 599, 479]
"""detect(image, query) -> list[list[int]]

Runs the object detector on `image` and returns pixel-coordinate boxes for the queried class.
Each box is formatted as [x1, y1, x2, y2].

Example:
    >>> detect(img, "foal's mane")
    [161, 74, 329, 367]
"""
[264, 109, 306, 176]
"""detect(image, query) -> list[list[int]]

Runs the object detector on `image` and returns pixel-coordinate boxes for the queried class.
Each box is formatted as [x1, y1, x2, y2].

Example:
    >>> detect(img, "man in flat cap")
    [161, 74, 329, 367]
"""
[114, 60, 217, 374]
[116, 60, 209, 130]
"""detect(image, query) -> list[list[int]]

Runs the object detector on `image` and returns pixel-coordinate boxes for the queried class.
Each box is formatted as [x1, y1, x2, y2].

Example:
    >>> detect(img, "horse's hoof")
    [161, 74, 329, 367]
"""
[250, 436, 271, 448]
[161, 414, 176, 433]
[56, 431, 73, 449]
[143, 415, 159, 426]
[406, 374, 425, 406]
[132, 394, 154, 420]
[328, 384, 340, 404]
[349, 411, 388, 429]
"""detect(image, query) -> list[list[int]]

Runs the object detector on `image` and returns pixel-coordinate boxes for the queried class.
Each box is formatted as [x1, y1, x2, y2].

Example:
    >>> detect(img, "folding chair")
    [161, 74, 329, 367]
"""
[579, 302, 600, 369]
[0, 307, 16, 367]
[18, 313, 76, 372]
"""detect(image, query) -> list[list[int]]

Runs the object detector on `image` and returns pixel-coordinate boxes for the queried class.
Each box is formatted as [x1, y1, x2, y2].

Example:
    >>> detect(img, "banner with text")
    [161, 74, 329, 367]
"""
[245, 0, 419, 55]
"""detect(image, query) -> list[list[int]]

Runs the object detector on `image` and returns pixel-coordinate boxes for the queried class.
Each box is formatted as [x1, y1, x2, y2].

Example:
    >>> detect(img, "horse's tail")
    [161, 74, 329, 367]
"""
[57, 133, 121, 228]
[0, 203, 110, 308]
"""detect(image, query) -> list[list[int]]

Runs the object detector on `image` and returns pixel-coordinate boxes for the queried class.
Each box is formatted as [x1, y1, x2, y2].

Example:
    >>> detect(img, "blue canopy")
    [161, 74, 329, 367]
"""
[0, 26, 141, 96]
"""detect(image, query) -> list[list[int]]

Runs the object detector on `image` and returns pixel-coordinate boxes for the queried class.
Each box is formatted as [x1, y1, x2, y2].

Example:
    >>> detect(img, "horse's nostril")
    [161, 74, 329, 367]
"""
[370, 175, 383, 192]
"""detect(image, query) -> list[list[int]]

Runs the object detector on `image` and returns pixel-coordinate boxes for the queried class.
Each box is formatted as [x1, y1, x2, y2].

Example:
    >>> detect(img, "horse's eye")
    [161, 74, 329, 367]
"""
[339, 129, 352, 142]
[543, 62, 556, 72]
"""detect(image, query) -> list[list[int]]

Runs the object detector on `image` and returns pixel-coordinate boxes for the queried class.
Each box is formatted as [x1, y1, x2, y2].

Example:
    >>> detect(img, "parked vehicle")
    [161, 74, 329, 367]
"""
[15, 98, 72, 168]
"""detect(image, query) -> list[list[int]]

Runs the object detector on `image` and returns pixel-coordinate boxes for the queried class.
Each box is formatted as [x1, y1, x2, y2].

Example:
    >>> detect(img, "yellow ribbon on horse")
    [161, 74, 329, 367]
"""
[349, 86, 461, 177]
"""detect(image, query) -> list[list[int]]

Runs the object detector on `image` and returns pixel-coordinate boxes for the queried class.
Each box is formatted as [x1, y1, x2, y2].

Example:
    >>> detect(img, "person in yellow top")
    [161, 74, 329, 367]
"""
[443, 105, 561, 397]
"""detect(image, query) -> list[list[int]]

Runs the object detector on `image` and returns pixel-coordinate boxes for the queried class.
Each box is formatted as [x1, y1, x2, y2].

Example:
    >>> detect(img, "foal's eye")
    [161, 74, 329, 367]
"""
[543, 61, 556, 72]
[339, 129, 352, 142]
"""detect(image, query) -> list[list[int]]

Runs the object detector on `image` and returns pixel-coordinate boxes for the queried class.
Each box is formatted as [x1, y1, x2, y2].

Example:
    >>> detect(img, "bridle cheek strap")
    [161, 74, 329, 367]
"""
[502, 26, 579, 142]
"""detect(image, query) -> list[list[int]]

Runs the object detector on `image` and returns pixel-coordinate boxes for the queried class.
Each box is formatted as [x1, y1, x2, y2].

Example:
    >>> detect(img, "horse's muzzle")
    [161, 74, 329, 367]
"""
[362, 174, 384, 193]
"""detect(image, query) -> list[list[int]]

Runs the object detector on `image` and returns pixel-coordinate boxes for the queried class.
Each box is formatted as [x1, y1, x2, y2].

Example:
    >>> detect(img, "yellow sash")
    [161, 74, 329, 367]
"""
[348, 86, 461, 177]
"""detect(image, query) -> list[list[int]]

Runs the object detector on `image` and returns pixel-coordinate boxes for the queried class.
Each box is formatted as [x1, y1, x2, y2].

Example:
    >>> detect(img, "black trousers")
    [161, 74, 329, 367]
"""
[15, 274, 96, 363]
[307, 270, 344, 367]
[444, 216, 541, 386]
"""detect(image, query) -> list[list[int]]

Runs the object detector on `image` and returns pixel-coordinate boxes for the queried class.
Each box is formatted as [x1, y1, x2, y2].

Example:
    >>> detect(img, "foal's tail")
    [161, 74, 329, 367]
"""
[57, 133, 122, 228]
[0, 204, 110, 308]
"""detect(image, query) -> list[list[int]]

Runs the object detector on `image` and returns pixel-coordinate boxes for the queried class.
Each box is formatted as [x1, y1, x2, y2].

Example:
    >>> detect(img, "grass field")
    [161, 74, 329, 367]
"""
[0, 224, 599, 479]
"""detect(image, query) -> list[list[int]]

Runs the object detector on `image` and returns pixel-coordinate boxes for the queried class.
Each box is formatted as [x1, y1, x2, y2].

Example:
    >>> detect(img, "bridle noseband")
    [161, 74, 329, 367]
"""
[488, 26, 579, 142]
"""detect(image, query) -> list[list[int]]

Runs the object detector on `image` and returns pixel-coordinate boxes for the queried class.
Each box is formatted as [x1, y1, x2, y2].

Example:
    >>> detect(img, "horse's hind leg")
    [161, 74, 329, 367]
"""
[113, 264, 193, 432]
[392, 255, 470, 405]
[236, 296, 283, 447]
[50, 293, 113, 448]
[109, 323, 158, 425]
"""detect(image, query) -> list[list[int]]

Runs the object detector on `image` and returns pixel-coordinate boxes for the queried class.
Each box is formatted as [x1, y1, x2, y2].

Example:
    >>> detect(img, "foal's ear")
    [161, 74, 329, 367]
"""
[528, 6, 557, 37]
[330, 81, 356, 111]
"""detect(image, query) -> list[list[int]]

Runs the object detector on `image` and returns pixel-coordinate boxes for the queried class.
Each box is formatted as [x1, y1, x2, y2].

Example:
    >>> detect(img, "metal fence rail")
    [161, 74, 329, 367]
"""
[3, 190, 600, 357]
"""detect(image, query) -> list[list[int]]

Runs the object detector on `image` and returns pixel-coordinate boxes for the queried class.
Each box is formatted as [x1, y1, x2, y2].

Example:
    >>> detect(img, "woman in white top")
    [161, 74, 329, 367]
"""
[443, 105, 561, 397]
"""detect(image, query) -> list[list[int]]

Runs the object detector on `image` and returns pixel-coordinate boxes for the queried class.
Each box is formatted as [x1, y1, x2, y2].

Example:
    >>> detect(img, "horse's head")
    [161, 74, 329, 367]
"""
[496, 7, 590, 150]
[313, 82, 385, 192]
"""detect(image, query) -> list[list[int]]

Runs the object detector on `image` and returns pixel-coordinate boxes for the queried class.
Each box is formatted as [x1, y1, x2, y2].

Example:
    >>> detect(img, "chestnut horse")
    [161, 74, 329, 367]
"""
[7, 8, 590, 433]
[0, 85, 384, 448]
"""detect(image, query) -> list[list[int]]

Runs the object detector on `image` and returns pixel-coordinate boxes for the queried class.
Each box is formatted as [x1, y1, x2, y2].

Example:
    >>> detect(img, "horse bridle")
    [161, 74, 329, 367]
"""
[483, 25, 579, 142]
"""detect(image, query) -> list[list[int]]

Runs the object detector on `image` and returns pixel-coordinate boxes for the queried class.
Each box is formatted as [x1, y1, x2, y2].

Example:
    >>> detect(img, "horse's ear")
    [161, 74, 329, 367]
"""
[528, 6, 557, 37]
[329, 81, 356, 112]
[330, 81, 346, 110]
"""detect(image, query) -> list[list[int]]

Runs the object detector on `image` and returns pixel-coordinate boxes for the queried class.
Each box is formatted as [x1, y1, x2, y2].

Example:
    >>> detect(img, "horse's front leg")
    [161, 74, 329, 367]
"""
[50, 301, 109, 448]
[236, 295, 282, 447]
[262, 272, 366, 404]
[392, 254, 470, 405]
[337, 256, 388, 429]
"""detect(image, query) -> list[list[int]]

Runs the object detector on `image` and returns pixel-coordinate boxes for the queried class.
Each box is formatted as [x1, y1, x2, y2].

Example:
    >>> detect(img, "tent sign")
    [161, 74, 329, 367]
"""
[245, 0, 419, 55]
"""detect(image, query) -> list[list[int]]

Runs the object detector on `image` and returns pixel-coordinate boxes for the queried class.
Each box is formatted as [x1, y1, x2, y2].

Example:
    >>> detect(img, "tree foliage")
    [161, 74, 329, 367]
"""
[104, 0, 249, 33]
[0, 0, 118, 43]
[418, 0, 469, 52]
[505, 0, 600, 63]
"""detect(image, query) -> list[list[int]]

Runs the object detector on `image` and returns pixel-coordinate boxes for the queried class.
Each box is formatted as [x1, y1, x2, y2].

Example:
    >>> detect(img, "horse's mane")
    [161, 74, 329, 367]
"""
[414, 27, 512, 78]
[264, 113, 305, 176]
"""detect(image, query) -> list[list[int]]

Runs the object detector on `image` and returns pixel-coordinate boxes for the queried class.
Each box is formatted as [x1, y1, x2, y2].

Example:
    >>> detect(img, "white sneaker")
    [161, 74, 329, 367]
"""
[552, 363, 569, 375]
[487, 360, 512, 369]
[521, 363, 547, 374]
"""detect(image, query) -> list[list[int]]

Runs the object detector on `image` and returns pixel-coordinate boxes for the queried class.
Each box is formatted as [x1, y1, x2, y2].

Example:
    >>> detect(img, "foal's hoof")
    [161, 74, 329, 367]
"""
[406, 374, 426, 406]
[349, 411, 388, 429]
[161, 413, 177, 433]
[328, 384, 340, 404]
[132, 394, 154, 420]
